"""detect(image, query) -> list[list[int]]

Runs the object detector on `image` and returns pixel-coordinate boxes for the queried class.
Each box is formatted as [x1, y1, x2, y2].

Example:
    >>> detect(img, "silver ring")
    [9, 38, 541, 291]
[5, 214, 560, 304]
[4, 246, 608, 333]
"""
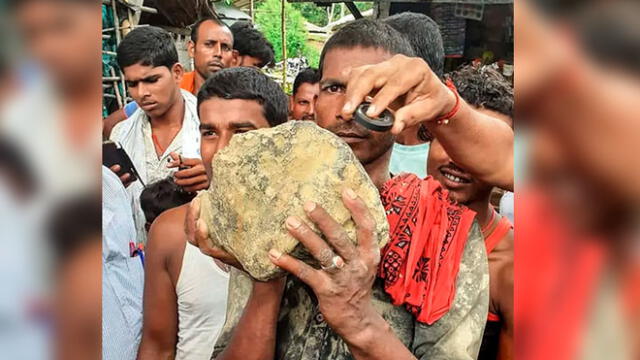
[321, 255, 345, 273]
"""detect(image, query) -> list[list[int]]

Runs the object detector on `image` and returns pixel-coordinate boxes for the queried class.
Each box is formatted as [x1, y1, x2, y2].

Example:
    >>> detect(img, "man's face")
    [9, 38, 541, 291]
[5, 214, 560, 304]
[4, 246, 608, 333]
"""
[290, 82, 319, 121]
[199, 98, 271, 178]
[427, 108, 513, 204]
[16, 1, 100, 90]
[233, 53, 264, 68]
[123, 63, 182, 119]
[315, 47, 395, 165]
[189, 21, 234, 79]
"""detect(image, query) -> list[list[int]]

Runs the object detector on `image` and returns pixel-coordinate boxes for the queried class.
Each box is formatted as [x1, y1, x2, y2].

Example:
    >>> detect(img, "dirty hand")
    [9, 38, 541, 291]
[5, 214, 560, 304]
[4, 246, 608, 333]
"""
[341, 54, 457, 134]
[269, 188, 381, 338]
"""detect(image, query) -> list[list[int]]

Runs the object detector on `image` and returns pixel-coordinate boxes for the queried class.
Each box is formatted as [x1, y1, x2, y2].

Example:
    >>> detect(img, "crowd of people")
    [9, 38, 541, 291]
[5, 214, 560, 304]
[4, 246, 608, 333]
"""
[103, 13, 514, 360]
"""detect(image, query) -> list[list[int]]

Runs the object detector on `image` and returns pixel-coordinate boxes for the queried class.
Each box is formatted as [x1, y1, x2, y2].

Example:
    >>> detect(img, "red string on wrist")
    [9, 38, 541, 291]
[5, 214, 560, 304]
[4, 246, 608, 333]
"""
[435, 79, 460, 125]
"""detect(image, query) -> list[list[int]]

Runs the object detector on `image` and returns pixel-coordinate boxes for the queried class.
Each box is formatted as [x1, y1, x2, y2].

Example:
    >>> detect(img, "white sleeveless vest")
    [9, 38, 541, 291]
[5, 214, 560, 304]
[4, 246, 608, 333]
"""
[175, 242, 229, 360]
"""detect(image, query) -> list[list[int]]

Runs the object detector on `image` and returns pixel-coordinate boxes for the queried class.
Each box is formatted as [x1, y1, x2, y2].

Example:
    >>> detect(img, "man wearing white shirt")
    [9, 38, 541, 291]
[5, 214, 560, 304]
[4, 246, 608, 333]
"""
[109, 26, 208, 242]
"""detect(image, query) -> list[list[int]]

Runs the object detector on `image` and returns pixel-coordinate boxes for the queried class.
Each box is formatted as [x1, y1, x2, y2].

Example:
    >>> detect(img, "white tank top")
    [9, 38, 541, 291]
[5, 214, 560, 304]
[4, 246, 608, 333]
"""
[175, 242, 230, 360]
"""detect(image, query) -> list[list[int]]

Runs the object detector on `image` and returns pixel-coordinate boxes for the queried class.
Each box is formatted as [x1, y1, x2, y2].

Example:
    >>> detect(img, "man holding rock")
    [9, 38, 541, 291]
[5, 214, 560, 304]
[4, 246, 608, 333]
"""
[137, 67, 288, 360]
[189, 19, 513, 360]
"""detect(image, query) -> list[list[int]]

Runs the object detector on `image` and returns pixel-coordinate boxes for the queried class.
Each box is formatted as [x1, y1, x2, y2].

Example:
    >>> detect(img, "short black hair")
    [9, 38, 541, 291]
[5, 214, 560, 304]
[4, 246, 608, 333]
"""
[318, 19, 414, 78]
[140, 177, 196, 229]
[292, 68, 319, 96]
[197, 67, 288, 127]
[230, 21, 275, 68]
[117, 26, 178, 70]
[447, 65, 514, 120]
[384, 12, 445, 78]
[191, 17, 229, 43]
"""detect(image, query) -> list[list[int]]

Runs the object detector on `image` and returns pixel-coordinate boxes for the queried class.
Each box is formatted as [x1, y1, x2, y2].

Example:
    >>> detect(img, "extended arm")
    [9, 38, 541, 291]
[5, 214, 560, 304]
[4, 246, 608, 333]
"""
[342, 54, 513, 190]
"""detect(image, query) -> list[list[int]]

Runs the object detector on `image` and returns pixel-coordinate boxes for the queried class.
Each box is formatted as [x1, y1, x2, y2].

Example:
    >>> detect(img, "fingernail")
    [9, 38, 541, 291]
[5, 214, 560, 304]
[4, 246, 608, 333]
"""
[366, 104, 377, 117]
[286, 216, 302, 229]
[268, 248, 283, 260]
[303, 201, 316, 213]
[342, 101, 353, 113]
[344, 188, 357, 200]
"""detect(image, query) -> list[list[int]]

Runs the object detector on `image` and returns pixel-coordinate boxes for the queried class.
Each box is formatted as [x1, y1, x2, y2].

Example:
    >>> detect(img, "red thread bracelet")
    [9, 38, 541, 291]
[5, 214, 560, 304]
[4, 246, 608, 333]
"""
[435, 79, 460, 125]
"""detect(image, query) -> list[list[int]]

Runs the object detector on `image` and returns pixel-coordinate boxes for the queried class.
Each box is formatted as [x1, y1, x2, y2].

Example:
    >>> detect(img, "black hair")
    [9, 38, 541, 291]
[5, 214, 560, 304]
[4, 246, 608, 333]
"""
[191, 17, 229, 43]
[384, 12, 445, 78]
[447, 64, 514, 119]
[117, 26, 178, 70]
[140, 177, 196, 229]
[229, 21, 275, 68]
[292, 67, 319, 96]
[197, 67, 288, 127]
[318, 19, 414, 78]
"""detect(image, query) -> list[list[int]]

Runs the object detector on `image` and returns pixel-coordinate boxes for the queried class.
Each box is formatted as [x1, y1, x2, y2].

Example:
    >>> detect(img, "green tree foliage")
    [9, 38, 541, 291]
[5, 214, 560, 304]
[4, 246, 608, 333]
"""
[255, 0, 318, 66]
[291, 2, 328, 27]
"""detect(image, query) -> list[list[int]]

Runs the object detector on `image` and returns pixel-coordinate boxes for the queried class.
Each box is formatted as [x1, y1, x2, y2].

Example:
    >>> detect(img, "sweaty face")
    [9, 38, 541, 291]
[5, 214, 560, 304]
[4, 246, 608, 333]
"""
[16, 1, 99, 90]
[199, 98, 271, 179]
[191, 21, 234, 79]
[315, 47, 395, 165]
[123, 63, 182, 119]
[427, 108, 512, 204]
[290, 82, 319, 121]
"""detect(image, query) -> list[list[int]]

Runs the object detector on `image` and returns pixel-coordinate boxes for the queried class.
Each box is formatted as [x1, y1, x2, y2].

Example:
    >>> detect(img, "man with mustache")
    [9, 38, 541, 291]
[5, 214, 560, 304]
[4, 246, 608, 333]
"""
[289, 67, 320, 121]
[110, 26, 208, 242]
[189, 19, 513, 359]
[426, 65, 514, 360]
[181, 17, 235, 95]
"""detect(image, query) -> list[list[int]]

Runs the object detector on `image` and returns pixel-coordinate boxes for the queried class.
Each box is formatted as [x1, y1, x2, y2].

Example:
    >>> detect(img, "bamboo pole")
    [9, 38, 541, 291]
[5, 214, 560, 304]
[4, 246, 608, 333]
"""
[281, 0, 287, 89]
[110, 67, 123, 108]
[250, 0, 254, 22]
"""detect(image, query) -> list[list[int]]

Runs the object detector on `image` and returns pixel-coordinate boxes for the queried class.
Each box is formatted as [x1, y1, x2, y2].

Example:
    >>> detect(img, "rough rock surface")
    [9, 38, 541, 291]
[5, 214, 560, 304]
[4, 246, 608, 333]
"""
[197, 121, 389, 281]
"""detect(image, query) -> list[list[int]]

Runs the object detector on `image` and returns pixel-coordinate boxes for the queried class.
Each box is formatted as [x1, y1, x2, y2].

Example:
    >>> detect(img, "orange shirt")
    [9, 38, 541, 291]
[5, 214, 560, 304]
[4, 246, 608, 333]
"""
[180, 71, 196, 95]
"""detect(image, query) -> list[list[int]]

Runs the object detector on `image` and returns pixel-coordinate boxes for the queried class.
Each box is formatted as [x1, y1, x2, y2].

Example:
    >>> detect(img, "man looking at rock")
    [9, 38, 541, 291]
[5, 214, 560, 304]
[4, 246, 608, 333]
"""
[189, 19, 513, 359]
[110, 26, 208, 242]
[137, 67, 288, 360]
[427, 64, 514, 360]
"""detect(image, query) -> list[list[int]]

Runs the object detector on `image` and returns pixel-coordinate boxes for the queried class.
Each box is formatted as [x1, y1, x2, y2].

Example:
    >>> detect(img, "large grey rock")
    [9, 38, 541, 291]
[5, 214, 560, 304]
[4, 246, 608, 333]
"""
[197, 121, 389, 281]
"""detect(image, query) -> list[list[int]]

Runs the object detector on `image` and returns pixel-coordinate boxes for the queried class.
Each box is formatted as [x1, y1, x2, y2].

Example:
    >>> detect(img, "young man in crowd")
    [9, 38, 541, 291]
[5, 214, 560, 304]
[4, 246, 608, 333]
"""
[289, 67, 320, 121]
[110, 26, 208, 242]
[426, 65, 514, 360]
[384, 12, 444, 178]
[189, 19, 513, 359]
[229, 21, 275, 68]
[136, 67, 288, 360]
[182, 17, 235, 95]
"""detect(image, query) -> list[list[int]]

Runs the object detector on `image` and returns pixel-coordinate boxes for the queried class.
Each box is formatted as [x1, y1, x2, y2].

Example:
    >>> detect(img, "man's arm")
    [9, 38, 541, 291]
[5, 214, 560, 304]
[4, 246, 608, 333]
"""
[215, 278, 285, 360]
[136, 213, 181, 360]
[270, 190, 418, 360]
[342, 55, 513, 190]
